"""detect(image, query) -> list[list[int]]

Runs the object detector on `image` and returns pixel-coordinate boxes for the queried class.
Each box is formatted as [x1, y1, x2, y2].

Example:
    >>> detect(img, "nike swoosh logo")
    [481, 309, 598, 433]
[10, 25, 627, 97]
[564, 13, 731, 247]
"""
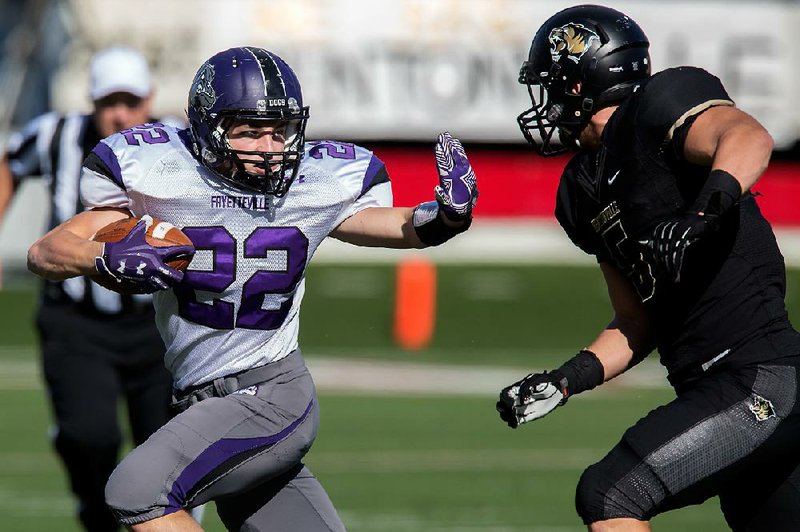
[608, 170, 621, 185]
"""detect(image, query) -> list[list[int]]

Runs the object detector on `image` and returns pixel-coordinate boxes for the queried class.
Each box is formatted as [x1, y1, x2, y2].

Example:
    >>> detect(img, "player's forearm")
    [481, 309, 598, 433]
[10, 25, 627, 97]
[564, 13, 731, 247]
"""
[586, 316, 655, 382]
[331, 207, 423, 248]
[28, 228, 102, 280]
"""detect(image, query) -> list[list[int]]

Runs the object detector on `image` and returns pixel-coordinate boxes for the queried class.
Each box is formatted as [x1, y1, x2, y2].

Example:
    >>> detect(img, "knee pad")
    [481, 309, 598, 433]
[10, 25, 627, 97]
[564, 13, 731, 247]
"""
[575, 444, 664, 524]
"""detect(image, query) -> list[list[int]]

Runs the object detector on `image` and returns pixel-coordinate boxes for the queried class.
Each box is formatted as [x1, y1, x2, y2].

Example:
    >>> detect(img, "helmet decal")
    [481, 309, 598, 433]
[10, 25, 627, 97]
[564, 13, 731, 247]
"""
[548, 23, 600, 64]
[190, 63, 217, 112]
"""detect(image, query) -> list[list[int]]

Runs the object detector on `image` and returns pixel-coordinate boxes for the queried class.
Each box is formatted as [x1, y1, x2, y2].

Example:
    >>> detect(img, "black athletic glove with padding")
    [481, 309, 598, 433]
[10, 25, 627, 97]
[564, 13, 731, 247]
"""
[645, 169, 741, 282]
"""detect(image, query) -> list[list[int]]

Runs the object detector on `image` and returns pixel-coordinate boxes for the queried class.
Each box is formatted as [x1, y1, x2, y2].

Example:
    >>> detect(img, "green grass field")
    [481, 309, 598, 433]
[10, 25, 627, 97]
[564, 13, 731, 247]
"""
[4, 263, 799, 531]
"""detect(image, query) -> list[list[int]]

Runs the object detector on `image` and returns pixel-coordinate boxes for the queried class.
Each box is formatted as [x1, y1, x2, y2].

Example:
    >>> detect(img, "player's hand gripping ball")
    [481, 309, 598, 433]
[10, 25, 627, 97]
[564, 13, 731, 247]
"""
[92, 215, 195, 294]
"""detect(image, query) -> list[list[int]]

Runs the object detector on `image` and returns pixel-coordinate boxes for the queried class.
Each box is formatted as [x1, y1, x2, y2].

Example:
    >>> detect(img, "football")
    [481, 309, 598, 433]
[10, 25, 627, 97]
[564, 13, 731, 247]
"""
[91, 216, 193, 294]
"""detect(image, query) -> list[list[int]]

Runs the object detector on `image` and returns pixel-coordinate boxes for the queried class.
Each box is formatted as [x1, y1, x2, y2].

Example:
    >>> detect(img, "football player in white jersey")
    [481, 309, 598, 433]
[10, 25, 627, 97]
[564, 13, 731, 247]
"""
[27, 47, 478, 531]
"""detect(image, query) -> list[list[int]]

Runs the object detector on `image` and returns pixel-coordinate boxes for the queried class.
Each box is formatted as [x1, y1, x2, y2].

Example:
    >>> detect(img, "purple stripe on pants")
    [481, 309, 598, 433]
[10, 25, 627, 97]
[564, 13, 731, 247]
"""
[165, 397, 314, 513]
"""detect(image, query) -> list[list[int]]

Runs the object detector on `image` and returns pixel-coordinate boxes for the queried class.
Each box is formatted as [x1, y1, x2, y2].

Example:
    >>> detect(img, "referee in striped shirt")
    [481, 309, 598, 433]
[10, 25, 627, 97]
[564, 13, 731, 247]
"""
[0, 47, 173, 532]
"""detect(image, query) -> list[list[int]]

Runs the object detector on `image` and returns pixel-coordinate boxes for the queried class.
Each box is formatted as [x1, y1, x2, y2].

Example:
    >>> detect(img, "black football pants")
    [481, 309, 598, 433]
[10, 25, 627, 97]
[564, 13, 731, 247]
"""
[36, 302, 172, 532]
[576, 335, 800, 530]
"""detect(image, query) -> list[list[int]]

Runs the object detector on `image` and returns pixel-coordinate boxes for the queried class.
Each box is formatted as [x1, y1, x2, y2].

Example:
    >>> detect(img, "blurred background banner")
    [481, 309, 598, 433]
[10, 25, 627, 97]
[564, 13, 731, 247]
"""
[1, 0, 800, 271]
[41, 0, 800, 146]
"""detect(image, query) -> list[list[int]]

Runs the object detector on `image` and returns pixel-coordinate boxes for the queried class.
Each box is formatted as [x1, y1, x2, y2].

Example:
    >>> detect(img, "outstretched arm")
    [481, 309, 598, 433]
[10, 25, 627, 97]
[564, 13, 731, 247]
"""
[497, 262, 655, 428]
[330, 132, 478, 248]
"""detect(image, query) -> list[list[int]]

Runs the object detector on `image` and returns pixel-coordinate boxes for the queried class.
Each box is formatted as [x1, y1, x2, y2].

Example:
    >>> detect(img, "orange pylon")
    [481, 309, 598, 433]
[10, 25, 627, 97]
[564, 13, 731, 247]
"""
[393, 256, 437, 350]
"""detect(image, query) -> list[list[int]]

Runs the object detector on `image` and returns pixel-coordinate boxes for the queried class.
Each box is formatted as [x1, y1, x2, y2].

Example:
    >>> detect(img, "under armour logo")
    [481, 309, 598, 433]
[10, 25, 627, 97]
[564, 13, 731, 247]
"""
[116, 259, 147, 276]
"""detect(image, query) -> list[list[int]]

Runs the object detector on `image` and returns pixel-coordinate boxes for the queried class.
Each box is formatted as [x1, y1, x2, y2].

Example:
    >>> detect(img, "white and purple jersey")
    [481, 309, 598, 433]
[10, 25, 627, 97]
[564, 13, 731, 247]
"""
[80, 123, 391, 389]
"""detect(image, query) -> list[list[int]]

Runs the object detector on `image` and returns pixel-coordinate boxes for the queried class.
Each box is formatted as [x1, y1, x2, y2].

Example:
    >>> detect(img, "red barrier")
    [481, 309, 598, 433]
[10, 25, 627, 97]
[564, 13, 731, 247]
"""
[373, 145, 800, 226]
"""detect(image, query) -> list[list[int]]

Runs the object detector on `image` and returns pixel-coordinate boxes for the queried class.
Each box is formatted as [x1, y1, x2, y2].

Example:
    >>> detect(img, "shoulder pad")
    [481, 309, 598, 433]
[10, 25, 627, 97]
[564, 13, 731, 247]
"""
[634, 67, 734, 146]
[555, 153, 607, 258]
[84, 123, 187, 189]
[304, 140, 389, 199]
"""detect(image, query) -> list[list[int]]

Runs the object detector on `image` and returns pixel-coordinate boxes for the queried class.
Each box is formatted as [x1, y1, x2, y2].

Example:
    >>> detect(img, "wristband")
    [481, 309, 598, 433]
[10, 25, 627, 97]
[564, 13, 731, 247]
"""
[690, 169, 742, 218]
[554, 349, 605, 398]
[412, 201, 471, 246]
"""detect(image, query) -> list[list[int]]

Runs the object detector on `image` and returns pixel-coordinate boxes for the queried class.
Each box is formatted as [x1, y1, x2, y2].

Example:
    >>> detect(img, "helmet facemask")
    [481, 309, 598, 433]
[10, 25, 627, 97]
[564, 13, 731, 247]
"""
[517, 64, 588, 156]
[207, 115, 308, 197]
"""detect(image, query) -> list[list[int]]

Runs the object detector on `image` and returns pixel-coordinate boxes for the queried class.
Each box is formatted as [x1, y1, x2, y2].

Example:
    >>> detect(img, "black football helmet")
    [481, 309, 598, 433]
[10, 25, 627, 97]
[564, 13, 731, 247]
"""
[518, 5, 650, 155]
[187, 47, 310, 196]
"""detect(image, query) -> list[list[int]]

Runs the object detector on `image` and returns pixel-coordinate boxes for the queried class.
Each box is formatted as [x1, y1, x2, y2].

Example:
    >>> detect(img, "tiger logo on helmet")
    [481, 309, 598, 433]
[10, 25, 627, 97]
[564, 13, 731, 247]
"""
[548, 23, 600, 64]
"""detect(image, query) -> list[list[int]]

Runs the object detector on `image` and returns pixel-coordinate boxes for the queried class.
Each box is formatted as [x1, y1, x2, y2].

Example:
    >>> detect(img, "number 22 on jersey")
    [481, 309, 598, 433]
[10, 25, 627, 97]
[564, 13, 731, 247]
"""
[174, 226, 309, 330]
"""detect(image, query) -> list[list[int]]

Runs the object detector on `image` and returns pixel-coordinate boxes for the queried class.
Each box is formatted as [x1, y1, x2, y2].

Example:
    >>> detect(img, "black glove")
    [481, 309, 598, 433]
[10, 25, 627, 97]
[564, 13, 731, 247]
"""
[647, 214, 712, 283]
[644, 169, 741, 283]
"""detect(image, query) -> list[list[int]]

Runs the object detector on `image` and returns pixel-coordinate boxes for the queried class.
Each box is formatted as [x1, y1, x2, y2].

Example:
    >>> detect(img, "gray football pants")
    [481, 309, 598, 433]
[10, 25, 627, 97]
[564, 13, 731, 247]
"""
[105, 351, 345, 531]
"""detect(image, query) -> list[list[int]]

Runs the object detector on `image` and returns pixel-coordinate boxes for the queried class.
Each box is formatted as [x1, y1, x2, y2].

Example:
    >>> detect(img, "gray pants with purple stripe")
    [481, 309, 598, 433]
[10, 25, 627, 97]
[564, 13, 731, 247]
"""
[105, 351, 345, 531]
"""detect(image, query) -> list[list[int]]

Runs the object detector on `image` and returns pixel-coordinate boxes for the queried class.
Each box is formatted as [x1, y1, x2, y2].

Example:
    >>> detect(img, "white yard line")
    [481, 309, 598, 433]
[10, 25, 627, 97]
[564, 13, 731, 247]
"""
[305, 356, 668, 395]
[0, 347, 669, 393]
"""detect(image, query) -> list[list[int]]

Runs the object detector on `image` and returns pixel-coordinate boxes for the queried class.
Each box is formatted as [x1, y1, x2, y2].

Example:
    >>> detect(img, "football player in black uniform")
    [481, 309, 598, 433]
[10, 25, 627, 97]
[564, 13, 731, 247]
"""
[495, 5, 800, 531]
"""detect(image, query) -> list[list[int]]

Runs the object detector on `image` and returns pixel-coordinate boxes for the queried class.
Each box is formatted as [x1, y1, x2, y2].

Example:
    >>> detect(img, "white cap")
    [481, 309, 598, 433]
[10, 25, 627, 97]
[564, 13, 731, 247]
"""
[89, 47, 152, 101]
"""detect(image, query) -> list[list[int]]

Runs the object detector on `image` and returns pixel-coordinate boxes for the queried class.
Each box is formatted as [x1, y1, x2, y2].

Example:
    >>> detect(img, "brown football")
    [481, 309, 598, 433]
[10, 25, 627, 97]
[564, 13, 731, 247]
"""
[90, 216, 193, 294]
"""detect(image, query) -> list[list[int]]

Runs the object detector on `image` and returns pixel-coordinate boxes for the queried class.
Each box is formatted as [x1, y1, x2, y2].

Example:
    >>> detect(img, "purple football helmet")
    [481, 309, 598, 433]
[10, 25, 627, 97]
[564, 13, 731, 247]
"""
[187, 47, 310, 196]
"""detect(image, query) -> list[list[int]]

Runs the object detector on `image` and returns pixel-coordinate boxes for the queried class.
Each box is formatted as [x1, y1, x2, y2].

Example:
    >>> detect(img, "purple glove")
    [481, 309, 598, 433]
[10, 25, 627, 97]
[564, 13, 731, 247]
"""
[95, 216, 195, 293]
[434, 132, 478, 221]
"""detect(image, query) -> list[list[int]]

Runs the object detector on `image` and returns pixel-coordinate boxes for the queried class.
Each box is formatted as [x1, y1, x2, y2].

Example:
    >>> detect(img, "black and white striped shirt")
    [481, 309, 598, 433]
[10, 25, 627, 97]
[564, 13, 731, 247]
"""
[6, 112, 153, 315]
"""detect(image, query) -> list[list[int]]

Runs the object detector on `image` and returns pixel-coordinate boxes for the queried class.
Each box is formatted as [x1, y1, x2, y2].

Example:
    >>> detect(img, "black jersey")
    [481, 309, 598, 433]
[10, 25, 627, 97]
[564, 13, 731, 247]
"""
[555, 67, 797, 384]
